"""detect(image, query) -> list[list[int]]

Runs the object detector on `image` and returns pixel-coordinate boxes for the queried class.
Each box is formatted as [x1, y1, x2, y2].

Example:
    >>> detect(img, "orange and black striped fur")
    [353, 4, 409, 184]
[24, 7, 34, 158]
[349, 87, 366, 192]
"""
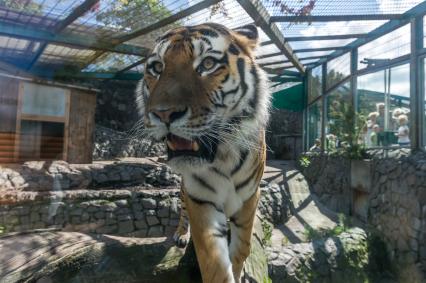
[136, 23, 270, 283]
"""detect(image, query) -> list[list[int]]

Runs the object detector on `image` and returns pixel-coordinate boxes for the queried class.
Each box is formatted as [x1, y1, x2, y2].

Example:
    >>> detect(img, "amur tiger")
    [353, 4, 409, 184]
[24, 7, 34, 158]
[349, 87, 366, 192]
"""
[136, 23, 271, 283]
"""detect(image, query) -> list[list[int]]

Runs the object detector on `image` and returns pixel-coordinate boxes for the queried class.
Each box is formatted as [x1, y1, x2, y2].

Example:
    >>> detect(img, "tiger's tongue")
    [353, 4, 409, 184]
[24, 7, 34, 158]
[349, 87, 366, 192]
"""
[170, 135, 193, 151]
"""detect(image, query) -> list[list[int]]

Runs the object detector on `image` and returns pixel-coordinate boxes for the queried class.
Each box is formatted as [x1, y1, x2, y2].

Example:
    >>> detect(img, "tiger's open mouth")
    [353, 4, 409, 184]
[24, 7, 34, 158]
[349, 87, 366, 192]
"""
[166, 133, 217, 162]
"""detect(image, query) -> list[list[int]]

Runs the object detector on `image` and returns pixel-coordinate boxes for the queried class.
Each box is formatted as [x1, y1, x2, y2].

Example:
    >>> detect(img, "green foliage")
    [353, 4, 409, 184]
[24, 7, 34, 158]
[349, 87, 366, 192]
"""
[281, 236, 289, 246]
[327, 97, 369, 160]
[261, 220, 273, 246]
[95, 0, 173, 31]
[326, 69, 346, 90]
[0, 0, 42, 13]
[303, 213, 351, 241]
[0, 225, 5, 235]
[298, 155, 311, 168]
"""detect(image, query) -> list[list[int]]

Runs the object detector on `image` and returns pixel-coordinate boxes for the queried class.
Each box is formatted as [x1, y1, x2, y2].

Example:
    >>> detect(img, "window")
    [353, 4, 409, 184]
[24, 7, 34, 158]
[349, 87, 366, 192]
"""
[326, 53, 350, 89]
[308, 65, 322, 103]
[423, 58, 426, 148]
[357, 64, 410, 147]
[358, 24, 410, 70]
[325, 83, 351, 150]
[22, 82, 67, 117]
[307, 100, 322, 151]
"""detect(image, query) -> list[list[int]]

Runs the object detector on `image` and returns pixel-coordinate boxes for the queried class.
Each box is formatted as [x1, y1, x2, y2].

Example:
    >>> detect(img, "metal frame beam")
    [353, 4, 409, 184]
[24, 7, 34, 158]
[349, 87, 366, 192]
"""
[269, 76, 302, 83]
[32, 69, 143, 80]
[260, 40, 273, 46]
[263, 66, 298, 74]
[237, 0, 305, 73]
[27, 0, 100, 70]
[260, 55, 326, 67]
[116, 58, 147, 74]
[0, 21, 149, 56]
[270, 14, 402, 22]
[286, 34, 368, 41]
[312, 1, 426, 69]
[269, 70, 301, 78]
[410, 16, 424, 150]
[256, 51, 282, 60]
[294, 46, 349, 53]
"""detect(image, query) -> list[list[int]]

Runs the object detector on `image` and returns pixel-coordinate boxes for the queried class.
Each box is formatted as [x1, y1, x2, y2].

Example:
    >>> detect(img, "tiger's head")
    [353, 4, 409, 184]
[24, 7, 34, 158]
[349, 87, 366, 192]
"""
[136, 23, 270, 167]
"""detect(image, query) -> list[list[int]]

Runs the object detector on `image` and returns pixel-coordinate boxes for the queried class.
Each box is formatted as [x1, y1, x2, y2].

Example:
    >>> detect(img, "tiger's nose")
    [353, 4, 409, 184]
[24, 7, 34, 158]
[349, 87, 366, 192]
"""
[151, 107, 188, 124]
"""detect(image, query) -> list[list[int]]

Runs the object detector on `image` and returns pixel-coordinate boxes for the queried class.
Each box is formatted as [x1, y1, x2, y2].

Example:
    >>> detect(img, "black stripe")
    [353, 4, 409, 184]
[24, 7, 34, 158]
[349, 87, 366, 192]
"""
[157, 32, 175, 42]
[192, 174, 216, 193]
[221, 86, 239, 98]
[212, 167, 228, 179]
[200, 36, 212, 46]
[188, 27, 219, 38]
[230, 209, 256, 229]
[199, 41, 205, 56]
[221, 73, 230, 84]
[204, 23, 231, 36]
[248, 65, 259, 110]
[231, 149, 249, 176]
[235, 166, 258, 191]
[209, 50, 222, 55]
[187, 193, 224, 213]
[214, 103, 227, 108]
[228, 43, 240, 55]
[231, 58, 248, 111]
[213, 223, 228, 238]
[229, 216, 242, 228]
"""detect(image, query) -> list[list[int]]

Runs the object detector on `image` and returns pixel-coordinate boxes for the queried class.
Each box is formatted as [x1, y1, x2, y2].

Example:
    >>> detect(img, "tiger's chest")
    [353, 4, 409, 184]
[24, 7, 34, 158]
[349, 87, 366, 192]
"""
[179, 148, 263, 217]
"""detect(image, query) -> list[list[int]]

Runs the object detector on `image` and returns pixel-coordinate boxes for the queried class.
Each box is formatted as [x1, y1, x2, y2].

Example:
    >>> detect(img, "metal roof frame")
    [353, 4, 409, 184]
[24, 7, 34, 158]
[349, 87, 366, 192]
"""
[270, 14, 403, 22]
[0, 0, 424, 80]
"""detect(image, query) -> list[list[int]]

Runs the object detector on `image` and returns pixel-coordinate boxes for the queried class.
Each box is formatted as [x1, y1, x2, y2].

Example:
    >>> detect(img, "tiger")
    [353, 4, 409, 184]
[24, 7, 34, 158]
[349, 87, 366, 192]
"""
[136, 23, 270, 283]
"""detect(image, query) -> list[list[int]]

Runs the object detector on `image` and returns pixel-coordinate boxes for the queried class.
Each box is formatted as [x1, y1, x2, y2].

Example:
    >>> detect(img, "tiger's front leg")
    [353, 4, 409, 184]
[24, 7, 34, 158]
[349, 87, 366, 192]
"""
[173, 186, 190, 247]
[229, 189, 260, 282]
[184, 191, 235, 283]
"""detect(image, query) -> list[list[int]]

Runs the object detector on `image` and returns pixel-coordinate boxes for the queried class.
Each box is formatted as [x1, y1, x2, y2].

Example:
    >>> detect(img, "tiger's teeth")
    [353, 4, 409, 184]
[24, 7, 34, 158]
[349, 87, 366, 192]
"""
[192, 142, 199, 151]
[167, 140, 176, 151]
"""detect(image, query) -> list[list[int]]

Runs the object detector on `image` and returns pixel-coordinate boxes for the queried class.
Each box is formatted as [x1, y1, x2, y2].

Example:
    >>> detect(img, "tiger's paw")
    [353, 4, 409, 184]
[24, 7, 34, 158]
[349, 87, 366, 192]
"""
[173, 230, 190, 248]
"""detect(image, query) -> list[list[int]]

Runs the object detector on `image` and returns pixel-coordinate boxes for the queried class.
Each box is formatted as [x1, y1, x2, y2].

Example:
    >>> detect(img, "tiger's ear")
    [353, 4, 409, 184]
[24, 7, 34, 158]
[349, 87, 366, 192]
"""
[233, 24, 259, 51]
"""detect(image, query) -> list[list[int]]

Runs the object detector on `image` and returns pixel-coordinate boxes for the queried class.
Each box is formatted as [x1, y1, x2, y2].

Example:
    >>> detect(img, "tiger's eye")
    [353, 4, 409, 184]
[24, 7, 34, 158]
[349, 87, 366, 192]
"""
[202, 57, 215, 70]
[153, 62, 163, 74]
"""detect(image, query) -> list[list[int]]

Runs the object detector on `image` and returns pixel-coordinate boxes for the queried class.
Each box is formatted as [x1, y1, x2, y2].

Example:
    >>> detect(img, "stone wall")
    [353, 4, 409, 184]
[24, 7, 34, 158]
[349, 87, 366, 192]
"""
[0, 159, 290, 240]
[0, 160, 179, 192]
[267, 228, 369, 282]
[258, 180, 292, 225]
[299, 153, 351, 214]
[266, 108, 303, 160]
[94, 80, 139, 131]
[299, 149, 426, 278]
[0, 189, 181, 237]
[93, 125, 166, 160]
[0, 159, 183, 236]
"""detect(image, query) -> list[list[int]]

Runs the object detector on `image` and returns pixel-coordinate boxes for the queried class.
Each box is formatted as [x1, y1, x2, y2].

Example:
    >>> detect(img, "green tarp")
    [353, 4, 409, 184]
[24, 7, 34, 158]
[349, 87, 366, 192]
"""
[271, 82, 304, 112]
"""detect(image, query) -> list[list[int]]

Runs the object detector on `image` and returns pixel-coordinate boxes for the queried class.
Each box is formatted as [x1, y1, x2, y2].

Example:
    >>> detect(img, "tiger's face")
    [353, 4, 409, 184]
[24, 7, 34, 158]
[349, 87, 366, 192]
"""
[137, 23, 268, 166]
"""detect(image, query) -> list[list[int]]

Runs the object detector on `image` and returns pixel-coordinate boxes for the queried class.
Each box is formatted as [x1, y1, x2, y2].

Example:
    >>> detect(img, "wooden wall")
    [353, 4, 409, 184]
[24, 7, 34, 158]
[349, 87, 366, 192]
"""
[0, 76, 19, 163]
[67, 89, 96, 164]
[0, 76, 19, 133]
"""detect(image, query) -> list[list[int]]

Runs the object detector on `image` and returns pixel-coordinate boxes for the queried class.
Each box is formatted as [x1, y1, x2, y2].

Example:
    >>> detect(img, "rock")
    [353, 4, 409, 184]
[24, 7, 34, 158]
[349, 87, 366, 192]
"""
[141, 199, 157, 209]
[118, 220, 134, 234]
[0, 221, 269, 282]
[134, 220, 148, 229]
[147, 226, 163, 237]
[146, 216, 160, 226]
[114, 200, 128, 207]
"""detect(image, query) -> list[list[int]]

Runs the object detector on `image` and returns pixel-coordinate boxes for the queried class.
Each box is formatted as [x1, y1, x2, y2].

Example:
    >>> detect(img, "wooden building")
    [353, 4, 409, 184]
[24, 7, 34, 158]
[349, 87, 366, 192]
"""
[0, 72, 97, 164]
